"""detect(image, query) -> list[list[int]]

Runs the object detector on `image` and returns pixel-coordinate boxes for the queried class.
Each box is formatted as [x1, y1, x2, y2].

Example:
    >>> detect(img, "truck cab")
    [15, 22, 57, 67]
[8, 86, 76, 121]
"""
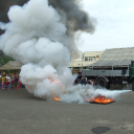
[130, 60, 134, 90]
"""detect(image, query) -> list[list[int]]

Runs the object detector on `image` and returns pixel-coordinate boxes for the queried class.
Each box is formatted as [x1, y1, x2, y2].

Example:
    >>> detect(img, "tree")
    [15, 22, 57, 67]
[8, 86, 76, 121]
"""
[0, 50, 14, 67]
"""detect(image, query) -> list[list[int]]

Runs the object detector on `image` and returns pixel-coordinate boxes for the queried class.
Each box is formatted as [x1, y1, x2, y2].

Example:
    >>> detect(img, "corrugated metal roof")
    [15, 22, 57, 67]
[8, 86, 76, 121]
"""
[88, 47, 134, 67]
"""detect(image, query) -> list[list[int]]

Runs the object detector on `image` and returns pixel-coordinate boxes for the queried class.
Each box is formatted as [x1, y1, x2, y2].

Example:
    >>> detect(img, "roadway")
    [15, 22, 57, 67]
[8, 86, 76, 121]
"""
[0, 88, 134, 134]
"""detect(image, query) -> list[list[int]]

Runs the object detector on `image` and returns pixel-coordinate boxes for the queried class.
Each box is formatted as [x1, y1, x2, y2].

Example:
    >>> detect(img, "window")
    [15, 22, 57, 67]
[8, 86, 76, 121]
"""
[93, 56, 96, 60]
[85, 56, 96, 61]
[89, 57, 92, 61]
[85, 57, 88, 61]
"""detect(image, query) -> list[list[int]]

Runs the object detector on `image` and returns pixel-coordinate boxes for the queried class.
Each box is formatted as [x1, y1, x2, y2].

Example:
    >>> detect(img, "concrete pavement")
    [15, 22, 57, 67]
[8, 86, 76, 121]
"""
[0, 89, 134, 134]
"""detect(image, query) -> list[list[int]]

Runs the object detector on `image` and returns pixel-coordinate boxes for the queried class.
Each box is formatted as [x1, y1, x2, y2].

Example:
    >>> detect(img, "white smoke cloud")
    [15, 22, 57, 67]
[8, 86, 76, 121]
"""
[0, 0, 77, 101]
[0, 22, 9, 30]
[0, 0, 130, 103]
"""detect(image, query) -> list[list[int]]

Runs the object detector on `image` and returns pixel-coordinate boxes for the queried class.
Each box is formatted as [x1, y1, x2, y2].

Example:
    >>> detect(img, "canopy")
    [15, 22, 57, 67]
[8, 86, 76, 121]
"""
[0, 61, 23, 70]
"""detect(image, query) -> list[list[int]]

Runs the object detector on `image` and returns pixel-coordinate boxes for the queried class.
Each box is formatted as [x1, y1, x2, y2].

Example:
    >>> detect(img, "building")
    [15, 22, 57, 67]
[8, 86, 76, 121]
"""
[69, 51, 104, 68]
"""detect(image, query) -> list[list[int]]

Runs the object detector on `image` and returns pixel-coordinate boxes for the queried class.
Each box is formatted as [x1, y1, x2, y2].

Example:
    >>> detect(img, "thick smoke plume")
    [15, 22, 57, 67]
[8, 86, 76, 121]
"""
[0, 0, 128, 103]
[48, 0, 96, 33]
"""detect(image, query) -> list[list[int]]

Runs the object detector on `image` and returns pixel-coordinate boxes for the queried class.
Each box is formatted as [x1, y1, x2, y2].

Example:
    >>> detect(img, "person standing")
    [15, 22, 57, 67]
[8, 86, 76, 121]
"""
[88, 79, 94, 86]
[15, 73, 19, 89]
[0, 73, 1, 90]
[5, 74, 11, 90]
[11, 73, 15, 88]
[82, 77, 87, 85]
[1, 74, 6, 90]
[18, 76, 22, 88]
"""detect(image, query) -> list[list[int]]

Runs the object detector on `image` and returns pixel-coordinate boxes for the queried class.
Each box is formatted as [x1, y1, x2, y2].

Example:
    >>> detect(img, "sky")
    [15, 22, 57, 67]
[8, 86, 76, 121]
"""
[0, 0, 134, 53]
[76, 0, 134, 52]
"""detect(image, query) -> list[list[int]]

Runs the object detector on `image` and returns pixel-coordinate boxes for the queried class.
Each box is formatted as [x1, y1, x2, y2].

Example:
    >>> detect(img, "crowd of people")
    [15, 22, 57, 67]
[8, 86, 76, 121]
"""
[75, 76, 95, 85]
[0, 70, 94, 91]
[0, 71, 24, 90]
[74, 71, 95, 85]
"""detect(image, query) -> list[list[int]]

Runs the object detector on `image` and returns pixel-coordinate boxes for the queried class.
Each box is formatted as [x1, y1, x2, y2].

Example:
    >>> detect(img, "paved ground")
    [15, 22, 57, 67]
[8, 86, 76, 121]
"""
[0, 88, 134, 134]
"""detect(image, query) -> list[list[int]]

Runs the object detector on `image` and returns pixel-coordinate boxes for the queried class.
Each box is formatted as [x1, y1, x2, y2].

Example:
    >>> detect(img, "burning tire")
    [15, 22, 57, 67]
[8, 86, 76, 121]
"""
[89, 95, 115, 104]
[132, 80, 134, 91]
[95, 77, 108, 88]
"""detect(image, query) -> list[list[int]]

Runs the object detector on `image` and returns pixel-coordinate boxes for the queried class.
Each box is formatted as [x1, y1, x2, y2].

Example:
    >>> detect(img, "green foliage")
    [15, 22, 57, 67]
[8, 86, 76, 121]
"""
[72, 67, 82, 74]
[0, 50, 14, 67]
[5, 70, 20, 74]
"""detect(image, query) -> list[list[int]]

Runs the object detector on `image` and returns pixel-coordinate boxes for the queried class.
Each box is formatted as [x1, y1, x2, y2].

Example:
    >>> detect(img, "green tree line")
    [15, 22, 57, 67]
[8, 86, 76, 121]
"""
[0, 50, 14, 67]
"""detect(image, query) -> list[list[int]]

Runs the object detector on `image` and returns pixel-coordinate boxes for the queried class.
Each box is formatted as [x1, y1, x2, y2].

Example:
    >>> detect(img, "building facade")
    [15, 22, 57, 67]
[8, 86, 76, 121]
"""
[69, 51, 104, 68]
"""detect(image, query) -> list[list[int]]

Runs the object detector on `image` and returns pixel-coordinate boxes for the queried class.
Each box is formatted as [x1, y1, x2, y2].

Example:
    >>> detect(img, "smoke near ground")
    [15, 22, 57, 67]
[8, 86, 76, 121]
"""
[0, 0, 129, 103]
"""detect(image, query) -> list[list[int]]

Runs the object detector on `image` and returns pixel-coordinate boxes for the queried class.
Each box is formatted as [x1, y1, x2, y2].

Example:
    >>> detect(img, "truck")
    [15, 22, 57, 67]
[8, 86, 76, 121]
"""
[81, 47, 134, 90]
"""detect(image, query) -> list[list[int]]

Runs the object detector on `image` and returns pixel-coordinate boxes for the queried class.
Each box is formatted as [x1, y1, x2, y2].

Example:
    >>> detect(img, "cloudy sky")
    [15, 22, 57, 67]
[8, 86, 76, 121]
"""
[76, 0, 134, 52]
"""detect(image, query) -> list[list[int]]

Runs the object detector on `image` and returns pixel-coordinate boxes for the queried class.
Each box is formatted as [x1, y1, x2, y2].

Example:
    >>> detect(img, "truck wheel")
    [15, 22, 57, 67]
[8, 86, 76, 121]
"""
[96, 78, 108, 88]
[132, 80, 134, 91]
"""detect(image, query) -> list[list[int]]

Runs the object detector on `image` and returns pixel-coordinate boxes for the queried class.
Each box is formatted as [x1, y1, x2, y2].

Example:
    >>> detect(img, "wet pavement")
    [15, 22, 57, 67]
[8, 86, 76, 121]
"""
[0, 88, 134, 134]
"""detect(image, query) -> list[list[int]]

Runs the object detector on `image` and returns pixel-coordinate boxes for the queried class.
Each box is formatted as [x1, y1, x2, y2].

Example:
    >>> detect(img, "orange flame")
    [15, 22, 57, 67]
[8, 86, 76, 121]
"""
[51, 79, 61, 83]
[50, 78, 64, 102]
[54, 97, 60, 101]
[87, 95, 115, 104]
